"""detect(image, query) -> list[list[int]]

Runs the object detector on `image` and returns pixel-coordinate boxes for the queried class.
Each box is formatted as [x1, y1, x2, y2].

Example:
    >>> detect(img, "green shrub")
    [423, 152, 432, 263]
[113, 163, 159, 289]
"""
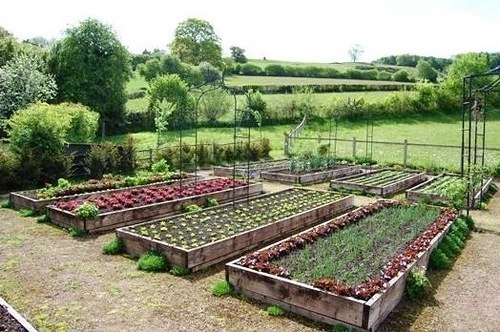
[75, 202, 99, 219]
[85, 142, 121, 179]
[0, 146, 20, 190]
[429, 248, 452, 270]
[18, 208, 36, 217]
[460, 215, 475, 231]
[36, 214, 51, 223]
[102, 237, 124, 255]
[405, 268, 431, 300]
[239, 63, 263, 76]
[169, 265, 190, 276]
[266, 305, 285, 316]
[441, 236, 461, 256]
[69, 227, 87, 238]
[449, 232, 465, 250]
[151, 159, 169, 173]
[211, 280, 232, 297]
[207, 197, 218, 207]
[119, 134, 137, 173]
[137, 251, 169, 272]
[454, 218, 470, 237]
[331, 325, 349, 332]
[0, 199, 11, 209]
[184, 204, 202, 213]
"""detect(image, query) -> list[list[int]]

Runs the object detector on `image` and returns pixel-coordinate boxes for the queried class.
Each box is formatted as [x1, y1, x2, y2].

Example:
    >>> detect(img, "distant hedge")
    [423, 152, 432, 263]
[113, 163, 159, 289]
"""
[229, 83, 413, 95]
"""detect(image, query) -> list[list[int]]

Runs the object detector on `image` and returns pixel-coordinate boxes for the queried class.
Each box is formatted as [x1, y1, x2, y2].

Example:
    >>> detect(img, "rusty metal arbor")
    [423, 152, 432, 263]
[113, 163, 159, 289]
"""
[461, 65, 500, 213]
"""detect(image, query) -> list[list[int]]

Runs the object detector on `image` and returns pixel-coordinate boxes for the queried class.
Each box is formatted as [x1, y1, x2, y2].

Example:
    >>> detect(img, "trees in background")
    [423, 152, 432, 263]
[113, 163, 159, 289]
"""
[170, 18, 222, 68]
[49, 18, 131, 134]
[0, 54, 57, 129]
[416, 59, 438, 83]
[230, 46, 247, 63]
[348, 44, 364, 63]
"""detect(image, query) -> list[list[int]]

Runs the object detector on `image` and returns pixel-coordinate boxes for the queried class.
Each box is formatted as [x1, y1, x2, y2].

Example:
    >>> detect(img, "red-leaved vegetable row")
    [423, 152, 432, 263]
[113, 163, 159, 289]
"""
[237, 201, 457, 300]
[55, 178, 247, 213]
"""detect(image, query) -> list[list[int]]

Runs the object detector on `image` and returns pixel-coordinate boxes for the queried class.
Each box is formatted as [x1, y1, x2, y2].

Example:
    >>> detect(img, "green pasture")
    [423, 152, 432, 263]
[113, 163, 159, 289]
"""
[108, 110, 500, 172]
[246, 59, 417, 74]
[224, 75, 411, 87]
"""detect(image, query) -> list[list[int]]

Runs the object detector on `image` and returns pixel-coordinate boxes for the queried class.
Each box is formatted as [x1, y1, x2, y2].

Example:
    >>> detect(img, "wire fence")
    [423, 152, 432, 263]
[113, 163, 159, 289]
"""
[288, 136, 500, 172]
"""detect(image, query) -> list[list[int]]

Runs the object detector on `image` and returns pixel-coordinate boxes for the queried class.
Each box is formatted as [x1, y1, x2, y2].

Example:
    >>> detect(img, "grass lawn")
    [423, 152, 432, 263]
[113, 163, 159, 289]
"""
[109, 109, 500, 171]
[126, 90, 412, 113]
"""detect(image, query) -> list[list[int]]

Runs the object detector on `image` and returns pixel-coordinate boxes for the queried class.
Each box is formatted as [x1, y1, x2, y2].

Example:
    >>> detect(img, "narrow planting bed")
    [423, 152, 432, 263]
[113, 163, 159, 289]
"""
[407, 174, 493, 208]
[330, 169, 426, 197]
[261, 164, 362, 185]
[9, 172, 195, 213]
[117, 188, 353, 272]
[226, 201, 458, 331]
[47, 178, 262, 233]
[213, 159, 288, 178]
[0, 297, 37, 332]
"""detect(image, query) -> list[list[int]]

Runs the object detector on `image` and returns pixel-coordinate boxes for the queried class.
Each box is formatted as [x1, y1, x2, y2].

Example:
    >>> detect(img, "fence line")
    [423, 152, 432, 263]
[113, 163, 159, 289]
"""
[289, 135, 500, 169]
[284, 115, 307, 154]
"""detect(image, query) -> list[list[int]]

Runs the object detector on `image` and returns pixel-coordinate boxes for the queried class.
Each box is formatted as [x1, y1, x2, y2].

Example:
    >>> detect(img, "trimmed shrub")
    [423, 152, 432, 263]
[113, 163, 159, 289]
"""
[429, 248, 452, 270]
[405, 268, 431, 300]
[85, 142, 121, 179]
[137, 251, 169, 272]
[212, 280, 233, 297]
[102, 237, 124, 255]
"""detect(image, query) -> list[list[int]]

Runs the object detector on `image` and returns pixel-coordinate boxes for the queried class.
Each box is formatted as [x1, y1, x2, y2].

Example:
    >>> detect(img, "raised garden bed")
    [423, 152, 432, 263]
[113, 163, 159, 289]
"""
[9, 173, 196, 213]
[47, 178, 262, 233]
[213, 159, 288, 178]
[406, 174, 494, 208]
[226, 201, 458, 331]
[330, 169, 426, 197]
[0, 297, 37, 332]
[116, 188, 354, 272]
[261, 164, 362, 185]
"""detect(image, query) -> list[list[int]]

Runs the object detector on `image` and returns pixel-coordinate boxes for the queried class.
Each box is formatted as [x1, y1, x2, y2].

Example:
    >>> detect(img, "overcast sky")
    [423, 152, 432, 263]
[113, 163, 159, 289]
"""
[1, 0, 499, 62]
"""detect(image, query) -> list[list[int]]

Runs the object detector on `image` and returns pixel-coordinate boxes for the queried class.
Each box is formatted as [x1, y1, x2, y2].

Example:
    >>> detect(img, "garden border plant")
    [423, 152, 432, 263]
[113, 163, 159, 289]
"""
[226, 200, 459, 331]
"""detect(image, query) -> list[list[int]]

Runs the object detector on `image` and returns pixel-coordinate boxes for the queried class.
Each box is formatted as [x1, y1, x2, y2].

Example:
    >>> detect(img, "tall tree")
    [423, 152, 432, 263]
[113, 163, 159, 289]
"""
[0, 54, 57, 124]
[348, 44, 364, 63]
[0, 26, 18, 67]
[442, 53, 490, 98]
[49, 18, 131, 134]
[416, 59, 438, 83]
[230, 46, 247, 63]
[170, 18, 222, 67]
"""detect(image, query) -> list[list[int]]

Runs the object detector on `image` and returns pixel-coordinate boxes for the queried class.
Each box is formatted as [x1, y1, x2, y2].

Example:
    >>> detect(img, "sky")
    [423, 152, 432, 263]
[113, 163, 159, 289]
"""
[1, 0, 499, 63]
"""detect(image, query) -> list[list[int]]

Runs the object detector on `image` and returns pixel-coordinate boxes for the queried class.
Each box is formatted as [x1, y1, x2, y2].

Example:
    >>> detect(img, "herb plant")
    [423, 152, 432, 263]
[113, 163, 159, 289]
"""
[137, 251, 169, 272]
[102, 237, 124, 255]
[266, 305, 285, 316]
[405, 268, 431, 300]
[211, 280, 232, 297]
[75, 202, 99, 219]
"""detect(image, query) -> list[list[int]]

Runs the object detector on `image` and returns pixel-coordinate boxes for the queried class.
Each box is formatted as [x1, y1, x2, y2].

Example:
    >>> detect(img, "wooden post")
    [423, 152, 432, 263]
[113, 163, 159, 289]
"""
[403, 139, 408, 168]
[352, 137, 357, 160]
[149, 148, 153, 167]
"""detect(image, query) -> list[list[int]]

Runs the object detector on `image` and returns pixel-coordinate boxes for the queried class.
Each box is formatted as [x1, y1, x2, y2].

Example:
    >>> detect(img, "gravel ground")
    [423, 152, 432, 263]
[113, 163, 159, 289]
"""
[0, 181, 498, 331]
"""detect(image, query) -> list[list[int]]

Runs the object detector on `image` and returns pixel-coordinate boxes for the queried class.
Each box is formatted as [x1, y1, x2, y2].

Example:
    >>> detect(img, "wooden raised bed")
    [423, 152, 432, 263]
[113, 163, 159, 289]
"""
[47, 182, 263, 234]
[116, 189, 354, 272]
[330, 169, 426, 197]
[9, 175, 199, 213]
[213, 159, 288, 178]
[226, 204, 455, 331]
[261, 165, 362, 185]
[0, 297, 37, 332]
[406, 174, 493, 208]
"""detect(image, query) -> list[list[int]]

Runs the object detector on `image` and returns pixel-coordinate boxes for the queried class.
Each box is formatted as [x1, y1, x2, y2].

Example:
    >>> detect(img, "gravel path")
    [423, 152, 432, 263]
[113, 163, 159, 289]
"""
[0, 182, 498, 331]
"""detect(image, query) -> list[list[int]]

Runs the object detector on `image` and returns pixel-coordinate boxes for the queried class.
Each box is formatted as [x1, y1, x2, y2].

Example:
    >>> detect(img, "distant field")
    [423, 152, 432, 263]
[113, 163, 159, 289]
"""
[224, 75, 412, 87]
[125, 90, 413, 113]
[247, 59, 417, 74]
[127, 73, 147, 94]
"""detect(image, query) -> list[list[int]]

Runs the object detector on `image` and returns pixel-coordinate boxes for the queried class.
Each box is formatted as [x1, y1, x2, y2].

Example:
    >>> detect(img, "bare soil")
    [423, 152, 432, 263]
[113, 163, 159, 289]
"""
[0, 181, 498, 331]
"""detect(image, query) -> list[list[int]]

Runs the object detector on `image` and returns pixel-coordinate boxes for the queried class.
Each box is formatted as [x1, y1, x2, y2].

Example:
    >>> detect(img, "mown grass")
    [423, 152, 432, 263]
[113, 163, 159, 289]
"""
[275, 205, 441, 286]
[291, 109, 500, 171]
[125, 90, 412, 113]
[109, 109, 500, 171]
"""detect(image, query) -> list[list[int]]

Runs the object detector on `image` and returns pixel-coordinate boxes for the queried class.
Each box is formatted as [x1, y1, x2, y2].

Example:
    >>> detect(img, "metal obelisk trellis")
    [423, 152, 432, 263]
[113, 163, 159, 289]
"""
[461, 65, 500, 214]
